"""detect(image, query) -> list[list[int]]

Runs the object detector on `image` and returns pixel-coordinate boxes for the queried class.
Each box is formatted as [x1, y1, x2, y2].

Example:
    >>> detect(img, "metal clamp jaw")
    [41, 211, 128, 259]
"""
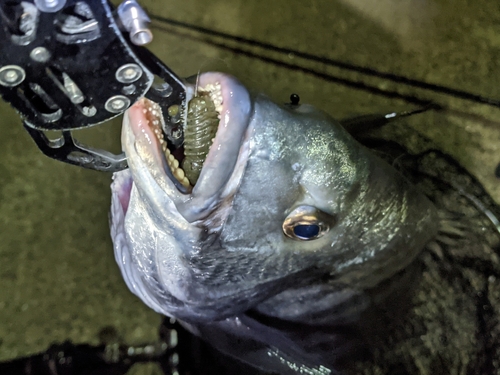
[0, 0, 187, 171]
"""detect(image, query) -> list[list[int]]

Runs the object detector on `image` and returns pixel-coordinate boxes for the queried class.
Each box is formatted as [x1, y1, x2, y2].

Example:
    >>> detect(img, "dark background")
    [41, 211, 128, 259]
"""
[0, 0, 499, 373]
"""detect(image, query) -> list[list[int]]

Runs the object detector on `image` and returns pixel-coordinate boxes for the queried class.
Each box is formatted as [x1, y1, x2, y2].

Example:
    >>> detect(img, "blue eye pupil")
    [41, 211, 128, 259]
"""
[293, 224, 320, 239]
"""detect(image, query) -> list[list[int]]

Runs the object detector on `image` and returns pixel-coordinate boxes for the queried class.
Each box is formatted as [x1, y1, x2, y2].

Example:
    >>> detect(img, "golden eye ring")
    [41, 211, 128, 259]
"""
[282, 205, 335, 241]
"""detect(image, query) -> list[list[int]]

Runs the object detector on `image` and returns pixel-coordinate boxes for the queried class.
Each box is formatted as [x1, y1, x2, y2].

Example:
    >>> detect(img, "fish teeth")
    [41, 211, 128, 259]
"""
[198, 82, 223, 110]
[141, 81, 223, 190]
[143, 99, 190, 188]
[174, 168, 185, 180]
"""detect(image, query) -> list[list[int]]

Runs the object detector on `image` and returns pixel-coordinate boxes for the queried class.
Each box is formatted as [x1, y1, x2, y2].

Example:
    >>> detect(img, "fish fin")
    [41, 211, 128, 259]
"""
[353, 146, 500, 375]
[384, 148, 500, 261]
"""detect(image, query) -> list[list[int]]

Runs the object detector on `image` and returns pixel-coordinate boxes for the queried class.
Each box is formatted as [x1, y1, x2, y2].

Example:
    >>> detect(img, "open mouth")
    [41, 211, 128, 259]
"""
[122, 72, 252, 220]
[134, 81, 223, 191]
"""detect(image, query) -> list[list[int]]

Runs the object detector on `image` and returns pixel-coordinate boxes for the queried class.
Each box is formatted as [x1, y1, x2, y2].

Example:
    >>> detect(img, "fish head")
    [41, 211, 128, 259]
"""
[110, 72, 438, 324]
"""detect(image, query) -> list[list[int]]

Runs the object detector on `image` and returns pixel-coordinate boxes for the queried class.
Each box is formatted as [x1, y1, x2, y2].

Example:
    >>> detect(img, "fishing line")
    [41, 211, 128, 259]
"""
[150, 23, 434, 107]
[149, 14, 500, 109]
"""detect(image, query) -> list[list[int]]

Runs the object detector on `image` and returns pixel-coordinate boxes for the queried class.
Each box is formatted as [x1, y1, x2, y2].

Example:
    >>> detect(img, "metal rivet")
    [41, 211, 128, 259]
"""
[0, 65, 26, 87]
[131, 30, 153, 46]
[121, 84, 136, 95]
[62, 73, 84, 104]
[154, 82, 173, 97]
[30, 47, 51, 63]
[116, 63, 143, 84]
[105, 96, 131, 113]
[117, 0, 153, 46]
[171, 128, 182, 140]
[82, 106, 97, 117]
[34, 0, 66, 12]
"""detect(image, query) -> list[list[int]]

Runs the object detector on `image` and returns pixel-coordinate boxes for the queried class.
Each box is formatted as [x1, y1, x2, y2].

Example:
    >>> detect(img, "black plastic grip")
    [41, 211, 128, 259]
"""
[0, 0, 152, 131]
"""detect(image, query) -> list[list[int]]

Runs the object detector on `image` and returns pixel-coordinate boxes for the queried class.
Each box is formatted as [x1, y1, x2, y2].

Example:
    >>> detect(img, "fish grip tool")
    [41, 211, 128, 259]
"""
[0, 0, 187, 171]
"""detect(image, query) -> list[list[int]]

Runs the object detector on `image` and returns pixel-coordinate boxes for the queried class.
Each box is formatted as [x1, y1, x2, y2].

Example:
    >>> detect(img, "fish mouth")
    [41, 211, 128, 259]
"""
[121, 72, 253, 222]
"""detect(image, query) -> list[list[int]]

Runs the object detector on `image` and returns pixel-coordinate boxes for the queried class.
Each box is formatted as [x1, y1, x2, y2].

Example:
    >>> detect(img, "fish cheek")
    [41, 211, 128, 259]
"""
[221, 162, 299, 245]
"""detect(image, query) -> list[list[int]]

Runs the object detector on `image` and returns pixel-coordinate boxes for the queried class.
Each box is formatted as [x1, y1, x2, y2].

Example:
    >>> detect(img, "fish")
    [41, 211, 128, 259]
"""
[109, 72, 500, 374]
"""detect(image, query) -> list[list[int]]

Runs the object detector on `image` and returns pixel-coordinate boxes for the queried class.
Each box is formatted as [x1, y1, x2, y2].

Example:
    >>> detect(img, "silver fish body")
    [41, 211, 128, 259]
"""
[110, 72, 438, 373]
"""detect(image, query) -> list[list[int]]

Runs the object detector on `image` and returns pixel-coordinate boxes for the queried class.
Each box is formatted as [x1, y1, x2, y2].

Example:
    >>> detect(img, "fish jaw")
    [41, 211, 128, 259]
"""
[122, 72, 253, 222]
[110, 73, 258, 321]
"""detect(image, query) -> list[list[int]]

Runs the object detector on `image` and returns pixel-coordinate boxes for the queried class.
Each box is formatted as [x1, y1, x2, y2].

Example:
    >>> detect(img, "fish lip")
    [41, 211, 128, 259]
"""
[123, 72, 253, 222]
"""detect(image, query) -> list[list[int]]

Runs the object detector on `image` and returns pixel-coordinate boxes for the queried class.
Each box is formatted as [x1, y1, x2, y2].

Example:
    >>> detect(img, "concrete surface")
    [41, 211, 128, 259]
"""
[0, 0, 499, 372]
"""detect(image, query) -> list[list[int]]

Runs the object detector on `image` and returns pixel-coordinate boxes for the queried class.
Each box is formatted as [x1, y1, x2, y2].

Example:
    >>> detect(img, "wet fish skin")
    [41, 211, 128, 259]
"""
[110, 73, 439, 373]
[205, 94, 437, 320]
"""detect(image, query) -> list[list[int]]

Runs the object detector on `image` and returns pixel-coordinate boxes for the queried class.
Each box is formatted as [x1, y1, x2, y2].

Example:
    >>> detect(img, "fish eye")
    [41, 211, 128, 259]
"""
[282, 205, 334, 241]
[293, 224, 320, 239]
